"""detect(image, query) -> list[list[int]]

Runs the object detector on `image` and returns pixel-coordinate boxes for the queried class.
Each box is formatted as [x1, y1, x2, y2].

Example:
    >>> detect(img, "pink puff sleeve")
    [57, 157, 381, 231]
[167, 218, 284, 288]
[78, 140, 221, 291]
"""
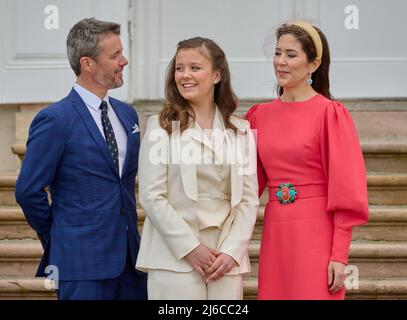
[246, 104, 268, 197]
[320, 101, 369, 264]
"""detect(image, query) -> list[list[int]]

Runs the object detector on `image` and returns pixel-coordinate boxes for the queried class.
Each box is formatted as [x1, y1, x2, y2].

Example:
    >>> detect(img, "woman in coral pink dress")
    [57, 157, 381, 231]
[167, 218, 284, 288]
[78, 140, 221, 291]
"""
[246, 21, 369, 299]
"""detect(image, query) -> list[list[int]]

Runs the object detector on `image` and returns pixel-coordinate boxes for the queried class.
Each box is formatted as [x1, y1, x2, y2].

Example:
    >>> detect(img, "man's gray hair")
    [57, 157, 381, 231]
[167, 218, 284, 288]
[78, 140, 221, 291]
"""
[67, 18, 121, 76]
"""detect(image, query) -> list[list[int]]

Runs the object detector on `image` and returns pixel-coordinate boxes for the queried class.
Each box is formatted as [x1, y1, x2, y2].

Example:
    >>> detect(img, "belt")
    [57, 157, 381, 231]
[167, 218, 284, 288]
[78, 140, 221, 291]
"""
[198, 192, 231, 201]
[269, 183, 327, 204]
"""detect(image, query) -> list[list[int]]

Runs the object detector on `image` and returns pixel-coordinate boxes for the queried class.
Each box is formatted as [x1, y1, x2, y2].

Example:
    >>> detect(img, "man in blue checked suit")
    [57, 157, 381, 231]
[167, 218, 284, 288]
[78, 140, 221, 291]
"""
[15, 18, 147, 300]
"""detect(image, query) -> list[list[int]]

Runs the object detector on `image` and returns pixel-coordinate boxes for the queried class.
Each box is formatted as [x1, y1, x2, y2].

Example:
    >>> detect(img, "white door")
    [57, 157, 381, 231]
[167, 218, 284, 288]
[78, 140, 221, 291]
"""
[0, 0, 130, 103]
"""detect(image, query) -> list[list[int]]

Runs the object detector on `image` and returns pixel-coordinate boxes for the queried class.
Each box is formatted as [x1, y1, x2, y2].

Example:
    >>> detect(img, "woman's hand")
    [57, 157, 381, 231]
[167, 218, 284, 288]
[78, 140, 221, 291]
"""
[204, 253, 238, 283]
[328, 260, 347, 294]
[184, 244, 219, 279]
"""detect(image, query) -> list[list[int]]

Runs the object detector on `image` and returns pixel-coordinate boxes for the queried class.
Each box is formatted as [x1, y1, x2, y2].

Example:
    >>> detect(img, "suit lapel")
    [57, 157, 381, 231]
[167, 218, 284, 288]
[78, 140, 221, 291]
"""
[177, 127, 198, 201]
[177, 108, 244, 206]
[222, 117, 243, 208]
[110, 100, 131, 135]
[69, 89, 119, 177]
[190, 127, 214, 152]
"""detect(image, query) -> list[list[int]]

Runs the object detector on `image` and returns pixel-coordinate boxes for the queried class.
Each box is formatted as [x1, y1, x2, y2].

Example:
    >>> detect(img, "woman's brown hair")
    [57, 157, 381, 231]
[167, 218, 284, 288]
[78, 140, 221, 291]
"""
[159, 37, 238, 134]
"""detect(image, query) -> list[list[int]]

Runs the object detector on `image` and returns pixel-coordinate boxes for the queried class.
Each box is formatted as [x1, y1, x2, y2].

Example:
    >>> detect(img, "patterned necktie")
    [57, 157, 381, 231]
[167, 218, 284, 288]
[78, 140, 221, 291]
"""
[100, 100, 119, 175]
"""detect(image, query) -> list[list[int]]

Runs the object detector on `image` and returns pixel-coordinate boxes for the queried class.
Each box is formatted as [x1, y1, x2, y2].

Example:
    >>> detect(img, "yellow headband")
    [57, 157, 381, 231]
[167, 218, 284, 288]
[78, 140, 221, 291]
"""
[291, 21, 323, 60]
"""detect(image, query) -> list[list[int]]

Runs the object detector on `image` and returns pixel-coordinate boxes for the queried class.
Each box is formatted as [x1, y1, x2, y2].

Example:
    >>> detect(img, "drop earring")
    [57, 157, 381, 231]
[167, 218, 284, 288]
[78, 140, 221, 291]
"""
[307, 74, 313, 85]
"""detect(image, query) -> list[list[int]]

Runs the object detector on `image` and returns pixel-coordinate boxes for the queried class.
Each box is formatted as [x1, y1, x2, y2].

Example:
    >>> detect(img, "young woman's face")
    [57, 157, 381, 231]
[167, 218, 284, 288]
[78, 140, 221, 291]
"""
[174, 48, 220, 106]
[273, 34, 316, 90]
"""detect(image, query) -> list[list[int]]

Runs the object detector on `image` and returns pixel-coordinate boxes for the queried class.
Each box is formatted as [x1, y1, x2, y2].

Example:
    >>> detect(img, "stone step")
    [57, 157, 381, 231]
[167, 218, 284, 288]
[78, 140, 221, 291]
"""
[242, 278, 407, 300]
[0, 276, 406, 300]
[2, 237, 407, 279]
[0, 205, 144, 240]
[11, 141, 407, 173]
[0, 276, 55, 300]
[2, 204, 407, 243]
[349, 107, 407, 141]
[252, 205, 407, 242]
[344, 278, 407, 300]
[0, 240, 42, 277]
[362, 141, 407, 173]
[367, 174, 407, 205]
[0, 173, 17, 206]
[0, 277, 407, 300]
[344, 241, 407, 279]
[3, 172, 407, 207]
[0, 206, 37, 240]
[3, 204, 407, 242]
[352, 206, 407, 241]
[246, 241, 407, 280]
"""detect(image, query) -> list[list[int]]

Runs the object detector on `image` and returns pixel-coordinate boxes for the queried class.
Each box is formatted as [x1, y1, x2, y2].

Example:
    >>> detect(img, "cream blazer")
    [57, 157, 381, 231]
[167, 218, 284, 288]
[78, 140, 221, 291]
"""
[136, 111, 259, 274]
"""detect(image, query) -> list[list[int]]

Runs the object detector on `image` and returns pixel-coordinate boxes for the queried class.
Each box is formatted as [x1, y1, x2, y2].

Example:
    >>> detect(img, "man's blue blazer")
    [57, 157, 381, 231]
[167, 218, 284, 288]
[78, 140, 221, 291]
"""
[15, 88, 143, 281]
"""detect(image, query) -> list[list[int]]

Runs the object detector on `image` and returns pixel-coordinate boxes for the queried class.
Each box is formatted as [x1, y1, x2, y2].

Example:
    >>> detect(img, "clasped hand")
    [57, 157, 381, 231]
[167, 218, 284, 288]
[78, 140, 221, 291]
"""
[184, 244, 237, 283]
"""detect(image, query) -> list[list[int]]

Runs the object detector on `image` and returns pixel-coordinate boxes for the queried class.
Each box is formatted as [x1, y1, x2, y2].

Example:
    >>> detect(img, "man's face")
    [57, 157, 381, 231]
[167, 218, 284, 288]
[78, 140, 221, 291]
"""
[92, 33, 128, 90]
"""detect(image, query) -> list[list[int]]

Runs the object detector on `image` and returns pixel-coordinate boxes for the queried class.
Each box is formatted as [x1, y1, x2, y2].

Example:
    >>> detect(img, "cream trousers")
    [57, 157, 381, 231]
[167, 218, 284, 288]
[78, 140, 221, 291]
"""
[147, 227, 243, 300]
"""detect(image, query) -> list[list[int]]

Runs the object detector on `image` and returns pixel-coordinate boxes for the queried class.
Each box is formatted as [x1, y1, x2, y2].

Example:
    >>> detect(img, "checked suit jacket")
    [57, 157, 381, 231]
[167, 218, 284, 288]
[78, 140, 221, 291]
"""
[15, 88, 142, 281]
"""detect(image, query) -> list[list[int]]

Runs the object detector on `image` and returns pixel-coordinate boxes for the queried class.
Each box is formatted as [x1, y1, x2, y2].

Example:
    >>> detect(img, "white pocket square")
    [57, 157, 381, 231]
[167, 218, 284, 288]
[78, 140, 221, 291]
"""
[132, 123, 140, 134]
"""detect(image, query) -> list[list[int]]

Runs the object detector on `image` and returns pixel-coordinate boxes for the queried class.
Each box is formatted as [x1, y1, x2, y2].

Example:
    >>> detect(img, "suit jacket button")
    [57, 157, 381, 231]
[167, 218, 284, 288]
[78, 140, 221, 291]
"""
[120, 208, 126, 214]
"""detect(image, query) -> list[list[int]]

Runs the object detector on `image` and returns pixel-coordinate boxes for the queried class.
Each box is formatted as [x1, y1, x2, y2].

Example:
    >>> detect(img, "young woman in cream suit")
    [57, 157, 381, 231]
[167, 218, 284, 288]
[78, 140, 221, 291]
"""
[136, 37, 258, 300]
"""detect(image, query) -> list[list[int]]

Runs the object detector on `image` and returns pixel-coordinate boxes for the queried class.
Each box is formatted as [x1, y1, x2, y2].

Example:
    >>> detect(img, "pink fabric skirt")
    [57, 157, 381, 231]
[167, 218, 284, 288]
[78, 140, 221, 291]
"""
[257, 196, 346, 300]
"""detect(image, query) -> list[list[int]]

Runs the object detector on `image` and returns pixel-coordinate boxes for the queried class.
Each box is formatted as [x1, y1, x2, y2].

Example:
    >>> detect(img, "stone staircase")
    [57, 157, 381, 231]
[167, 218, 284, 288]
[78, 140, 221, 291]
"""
[1, 99, 407, 299]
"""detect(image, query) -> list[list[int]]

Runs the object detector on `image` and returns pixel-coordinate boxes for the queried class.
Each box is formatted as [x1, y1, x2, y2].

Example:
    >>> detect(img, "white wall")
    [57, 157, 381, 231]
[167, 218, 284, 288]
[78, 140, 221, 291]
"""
[320, 0, 407, 98]
[1, 0, 406, 103]
[130, 0, 407, 100]
[0, 0, 130, 103]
